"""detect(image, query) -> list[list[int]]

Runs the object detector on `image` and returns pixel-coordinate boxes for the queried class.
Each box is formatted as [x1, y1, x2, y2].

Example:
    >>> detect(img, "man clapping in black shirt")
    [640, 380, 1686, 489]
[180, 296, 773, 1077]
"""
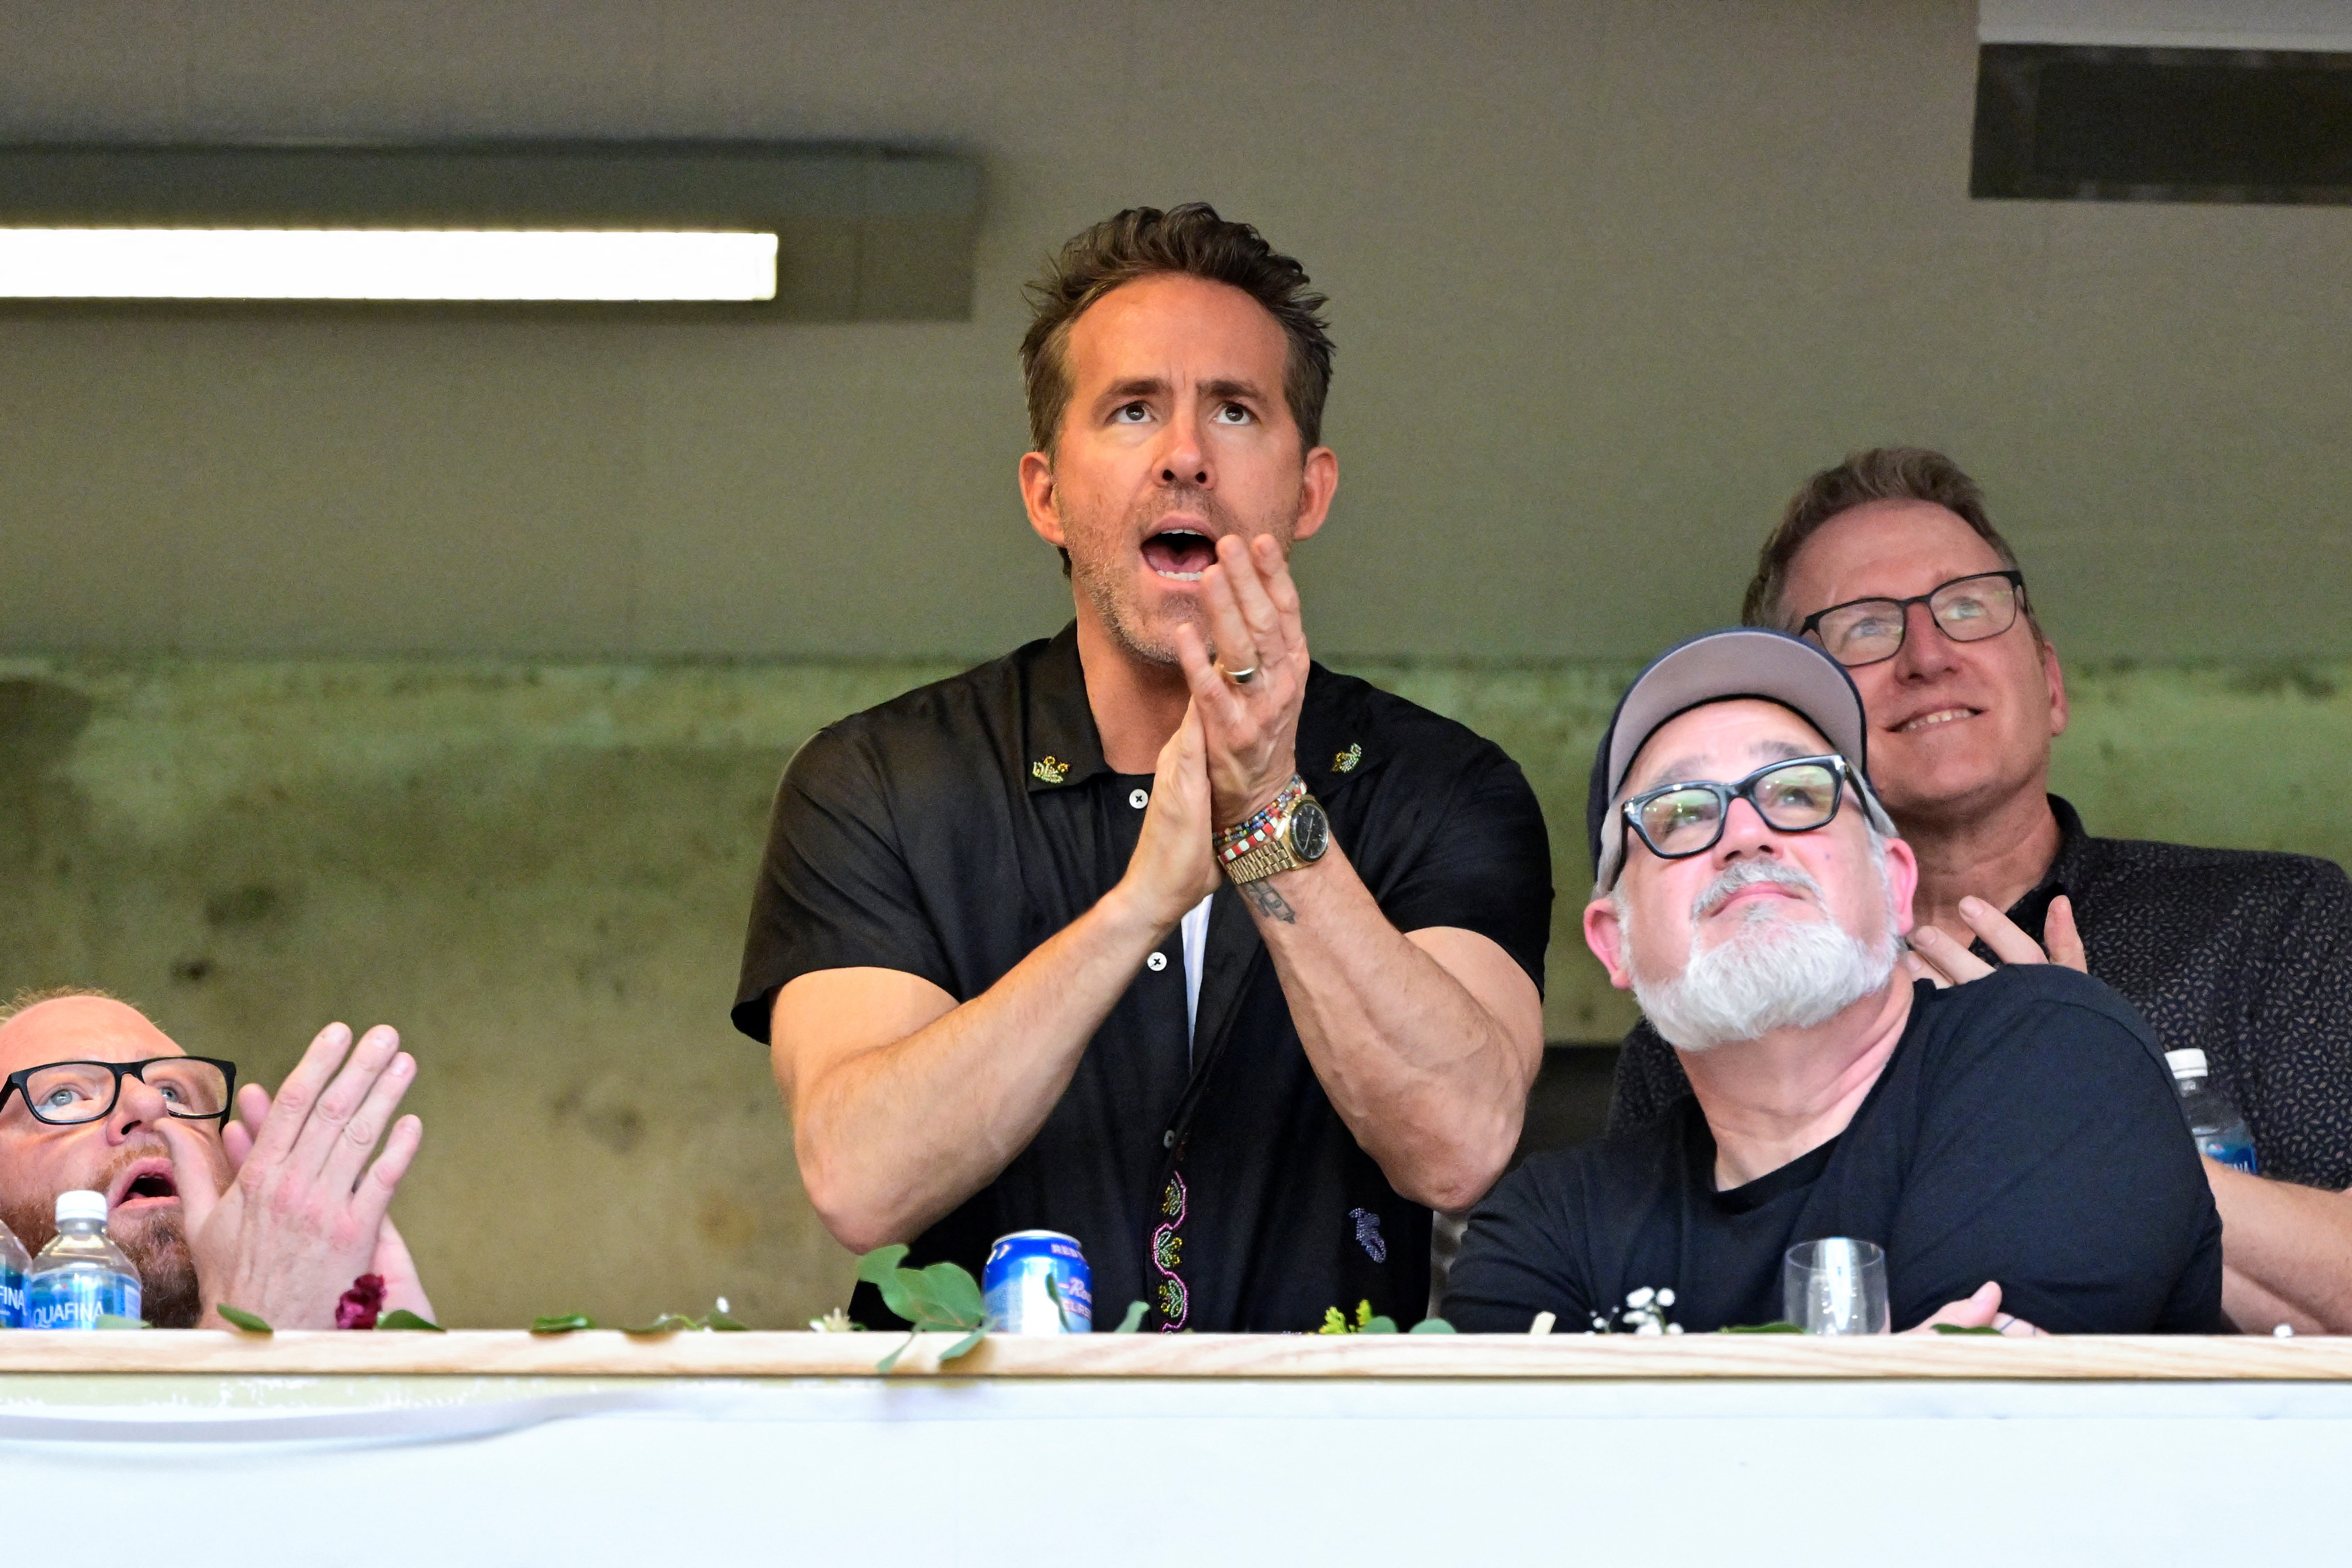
[1446, 630, 2220, 1335]
[736, 207, 1550, 1332]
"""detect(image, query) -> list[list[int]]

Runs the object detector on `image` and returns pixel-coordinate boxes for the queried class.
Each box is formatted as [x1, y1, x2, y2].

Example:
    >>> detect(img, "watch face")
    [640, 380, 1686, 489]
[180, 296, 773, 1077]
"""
[1288, 797, 1331, 862]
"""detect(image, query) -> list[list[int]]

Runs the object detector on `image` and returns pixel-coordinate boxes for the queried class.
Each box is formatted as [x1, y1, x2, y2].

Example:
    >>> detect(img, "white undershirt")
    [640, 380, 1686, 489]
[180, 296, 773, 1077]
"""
[1179, 893, 1214, 1057]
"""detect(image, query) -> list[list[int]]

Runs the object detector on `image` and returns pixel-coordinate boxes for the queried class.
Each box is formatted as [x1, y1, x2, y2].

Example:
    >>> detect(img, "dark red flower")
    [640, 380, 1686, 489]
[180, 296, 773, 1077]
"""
[336, 1273, 387, 1330]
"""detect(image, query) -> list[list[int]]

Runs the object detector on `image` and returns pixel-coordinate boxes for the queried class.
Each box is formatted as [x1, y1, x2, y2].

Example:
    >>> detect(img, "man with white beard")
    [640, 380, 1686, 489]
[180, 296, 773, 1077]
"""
[1445, 629, 2222, 1335]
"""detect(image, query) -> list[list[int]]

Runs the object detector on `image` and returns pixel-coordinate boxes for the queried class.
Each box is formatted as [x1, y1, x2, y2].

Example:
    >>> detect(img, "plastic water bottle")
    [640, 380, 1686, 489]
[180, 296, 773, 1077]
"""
[26, 1190, 141, 1328]
[2166, 1049, 2257, 1175]
[0, 1214, 27, 1327]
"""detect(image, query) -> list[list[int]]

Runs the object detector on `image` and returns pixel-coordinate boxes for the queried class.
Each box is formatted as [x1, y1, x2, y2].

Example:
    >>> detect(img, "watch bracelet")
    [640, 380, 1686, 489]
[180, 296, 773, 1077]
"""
[1222, 835, 1298, 883]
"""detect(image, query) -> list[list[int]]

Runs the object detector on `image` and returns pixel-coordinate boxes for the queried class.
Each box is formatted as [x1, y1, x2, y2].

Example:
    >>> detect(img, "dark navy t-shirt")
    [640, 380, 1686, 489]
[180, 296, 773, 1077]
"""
[1446, 967, 2224, 1334]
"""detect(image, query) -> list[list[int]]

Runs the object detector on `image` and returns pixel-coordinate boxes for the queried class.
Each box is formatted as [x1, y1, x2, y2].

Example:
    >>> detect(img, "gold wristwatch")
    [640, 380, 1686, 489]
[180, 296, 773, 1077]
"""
[1216, 778, 1333, 883]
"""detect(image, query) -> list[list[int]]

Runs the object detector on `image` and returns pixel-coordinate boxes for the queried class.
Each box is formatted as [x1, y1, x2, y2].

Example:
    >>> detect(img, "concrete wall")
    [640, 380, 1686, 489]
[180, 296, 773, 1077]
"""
[5, 0, 2348, 1327]
[3, 653, 2345, 1327]
[1, 0, 2349, 665]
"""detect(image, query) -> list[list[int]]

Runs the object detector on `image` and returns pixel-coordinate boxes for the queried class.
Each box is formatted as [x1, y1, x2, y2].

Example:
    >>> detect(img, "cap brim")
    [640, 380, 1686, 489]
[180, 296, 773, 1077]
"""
[1605, 629, 1869, 802]
[1587, 628, 1885, 890]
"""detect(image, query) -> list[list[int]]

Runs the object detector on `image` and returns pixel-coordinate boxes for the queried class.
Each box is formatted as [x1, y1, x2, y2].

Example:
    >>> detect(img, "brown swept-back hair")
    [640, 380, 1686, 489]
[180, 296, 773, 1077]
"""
[1019, 203, 1335, 459]
[1741, 446, 2042, 641]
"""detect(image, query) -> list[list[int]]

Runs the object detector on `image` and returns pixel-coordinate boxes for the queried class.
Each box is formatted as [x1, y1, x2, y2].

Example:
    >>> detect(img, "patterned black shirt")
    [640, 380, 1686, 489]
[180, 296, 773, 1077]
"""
[1607, 796, 2352, 1189]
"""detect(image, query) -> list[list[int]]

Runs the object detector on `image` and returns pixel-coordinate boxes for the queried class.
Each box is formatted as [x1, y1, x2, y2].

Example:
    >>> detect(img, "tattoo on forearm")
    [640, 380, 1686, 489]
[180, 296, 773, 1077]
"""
[1241, 880, 1297, 924]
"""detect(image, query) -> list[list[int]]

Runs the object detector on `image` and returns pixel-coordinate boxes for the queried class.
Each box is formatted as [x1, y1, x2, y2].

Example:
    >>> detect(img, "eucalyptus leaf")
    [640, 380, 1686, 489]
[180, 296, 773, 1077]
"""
[1111, 1300, 1148, 1333]
[707, 1310, 749, 1332]
[875, 1329, 919, 1374]
[530, 1312, 596, 1334]
[1408, 1317, 1457, 1334]
[917, 1260, 986, 1327]
[376, 1309, 446, 1332]
[1358, 1314, 1400, 1334]
[622, 1313, 700, 1336]
[94, 1314, 149, 1331]
[854, 1244, 911, 1284]
[856, 1246, 925, 1321]
[938, 1323, 989, 1362]
[1930, 1323, 2005, 1336]
[1720, 1321, 1804, 1334]
[217, 1305, 272, 1334]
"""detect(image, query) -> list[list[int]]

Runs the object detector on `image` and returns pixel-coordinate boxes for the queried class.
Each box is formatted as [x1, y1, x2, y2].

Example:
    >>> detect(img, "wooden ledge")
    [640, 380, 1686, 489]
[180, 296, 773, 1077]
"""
[0, 1330, 2342, 1380]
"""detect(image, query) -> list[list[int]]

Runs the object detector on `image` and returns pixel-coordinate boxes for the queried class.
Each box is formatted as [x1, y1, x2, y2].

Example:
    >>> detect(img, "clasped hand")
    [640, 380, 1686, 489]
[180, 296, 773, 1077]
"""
[157, 1020, 433, 1330]
[1121, 534, 1317, 930]
[1174, 533, 1310, 829]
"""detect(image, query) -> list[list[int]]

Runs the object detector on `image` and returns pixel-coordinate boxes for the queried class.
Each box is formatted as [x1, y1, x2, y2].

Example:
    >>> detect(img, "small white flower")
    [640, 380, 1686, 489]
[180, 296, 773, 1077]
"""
[2275, 1323, 2296, 1338]
[716, 1297, 731, 1315]
[1666, 1323, 1684, 1335]
[1656, 1288, 1676, 1307]
[1626, 1287, 1656, 1308]
[808, 1307, 855, 1333]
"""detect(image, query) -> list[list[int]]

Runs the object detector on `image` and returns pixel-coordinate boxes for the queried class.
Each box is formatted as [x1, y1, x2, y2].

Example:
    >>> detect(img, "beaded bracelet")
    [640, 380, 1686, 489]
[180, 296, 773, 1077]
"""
[1215, 776, 1306, 867]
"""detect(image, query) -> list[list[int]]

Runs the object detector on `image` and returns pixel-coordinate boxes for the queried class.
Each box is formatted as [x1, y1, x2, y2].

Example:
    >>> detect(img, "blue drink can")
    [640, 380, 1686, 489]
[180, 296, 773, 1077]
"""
[984, 1230, 1092, 1334]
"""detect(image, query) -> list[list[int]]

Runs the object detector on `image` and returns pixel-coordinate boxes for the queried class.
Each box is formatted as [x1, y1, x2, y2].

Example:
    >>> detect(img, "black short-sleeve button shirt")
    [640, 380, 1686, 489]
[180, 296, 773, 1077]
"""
[734, 623, 1552, 1332]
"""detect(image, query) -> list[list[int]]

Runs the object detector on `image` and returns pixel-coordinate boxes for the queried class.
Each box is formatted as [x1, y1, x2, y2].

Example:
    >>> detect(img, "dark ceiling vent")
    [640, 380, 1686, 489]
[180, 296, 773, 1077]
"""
[1973, 44, 2352, 203]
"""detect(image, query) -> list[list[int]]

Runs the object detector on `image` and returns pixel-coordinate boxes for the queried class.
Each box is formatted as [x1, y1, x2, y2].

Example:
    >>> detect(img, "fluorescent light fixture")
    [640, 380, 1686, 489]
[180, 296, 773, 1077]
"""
[0, 227, 779, 301]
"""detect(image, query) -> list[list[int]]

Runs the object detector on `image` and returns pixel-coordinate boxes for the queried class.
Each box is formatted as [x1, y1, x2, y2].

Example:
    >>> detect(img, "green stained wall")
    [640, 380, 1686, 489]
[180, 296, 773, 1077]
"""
[1, 653, 2344, 1326]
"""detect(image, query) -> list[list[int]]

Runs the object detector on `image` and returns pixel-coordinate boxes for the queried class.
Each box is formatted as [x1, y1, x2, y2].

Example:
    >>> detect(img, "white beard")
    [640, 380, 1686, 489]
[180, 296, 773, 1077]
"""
[1626, 856, 1900, 1053]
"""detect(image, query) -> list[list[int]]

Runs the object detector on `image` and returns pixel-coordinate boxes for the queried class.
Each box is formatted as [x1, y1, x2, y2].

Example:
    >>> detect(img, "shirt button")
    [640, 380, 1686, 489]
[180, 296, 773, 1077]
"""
[1129, 788, 1149, 809]
[1163, 1130, 1176, 1149]
[1146, 951, 1168, 972]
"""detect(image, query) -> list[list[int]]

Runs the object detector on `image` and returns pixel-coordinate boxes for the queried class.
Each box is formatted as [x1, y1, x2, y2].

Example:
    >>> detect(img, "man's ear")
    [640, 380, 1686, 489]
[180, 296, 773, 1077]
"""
[2041, 638, 2068, 740]
[1583, 895, 1635, 992]
[1879, 834, 1921, 939]
[1019, 451, 1065, 548]
[1289, 446, 1339, 544]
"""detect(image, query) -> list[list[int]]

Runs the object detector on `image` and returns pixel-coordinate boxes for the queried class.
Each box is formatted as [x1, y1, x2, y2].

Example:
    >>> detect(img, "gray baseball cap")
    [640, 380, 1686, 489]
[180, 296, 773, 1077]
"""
[1587, 628, 1895, 892]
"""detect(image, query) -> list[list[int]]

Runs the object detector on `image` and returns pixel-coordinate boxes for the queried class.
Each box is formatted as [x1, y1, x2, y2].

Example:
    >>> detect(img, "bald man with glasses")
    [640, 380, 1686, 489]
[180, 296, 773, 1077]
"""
[0, 989, 433, 1329]
[1609, 447, 2352, 1335]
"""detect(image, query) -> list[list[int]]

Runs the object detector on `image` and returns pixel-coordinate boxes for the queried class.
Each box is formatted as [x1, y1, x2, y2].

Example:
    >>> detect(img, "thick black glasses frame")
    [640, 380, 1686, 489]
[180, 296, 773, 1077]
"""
[1622, 754, 1851, 863]
[1797, 570, 2027, 668]
[0, 1056, 239, 1127]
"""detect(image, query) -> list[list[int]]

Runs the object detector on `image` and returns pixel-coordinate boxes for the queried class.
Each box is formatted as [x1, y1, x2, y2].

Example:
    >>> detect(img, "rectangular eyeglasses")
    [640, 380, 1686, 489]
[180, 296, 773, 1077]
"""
[1622, 755, 1851, 863]
[0, 1057, 237, 1126]
[1797, 570, 2026, 668]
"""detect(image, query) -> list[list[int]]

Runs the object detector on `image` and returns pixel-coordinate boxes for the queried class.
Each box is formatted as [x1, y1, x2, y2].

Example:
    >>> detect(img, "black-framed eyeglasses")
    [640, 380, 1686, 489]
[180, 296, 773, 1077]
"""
[1622, 755, 1850, 863]
[1797, 570, 2027, 669]
[0, 1057, 237, 1127]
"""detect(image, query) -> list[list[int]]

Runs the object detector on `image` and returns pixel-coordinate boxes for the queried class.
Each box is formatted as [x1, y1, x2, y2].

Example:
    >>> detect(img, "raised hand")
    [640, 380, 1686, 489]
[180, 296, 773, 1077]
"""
[1118, 701, 1223, 931]
[1174, 533, 1310, 827]
[1907, 893, 2086, 988]
[156, 1021, 424, 1330]
[218, 1076, 434, 1323]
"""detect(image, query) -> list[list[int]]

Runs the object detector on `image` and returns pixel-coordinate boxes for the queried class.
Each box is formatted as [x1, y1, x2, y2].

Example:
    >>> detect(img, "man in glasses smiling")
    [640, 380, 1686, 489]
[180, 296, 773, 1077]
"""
[1445, 630, 2220, 1335]
[0, 989, 432, 1329]
[1609, 447, 2352, 1335]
